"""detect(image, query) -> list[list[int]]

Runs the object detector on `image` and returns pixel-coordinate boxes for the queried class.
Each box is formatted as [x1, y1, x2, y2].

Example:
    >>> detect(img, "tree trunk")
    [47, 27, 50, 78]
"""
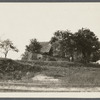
[4, 51, 8, 58]
[5, 54, 7, 58]
[82, 51, 91, 63]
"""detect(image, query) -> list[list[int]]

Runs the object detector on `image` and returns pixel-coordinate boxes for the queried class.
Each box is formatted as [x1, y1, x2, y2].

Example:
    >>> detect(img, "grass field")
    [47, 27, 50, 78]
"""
[0, 58, 100, 92]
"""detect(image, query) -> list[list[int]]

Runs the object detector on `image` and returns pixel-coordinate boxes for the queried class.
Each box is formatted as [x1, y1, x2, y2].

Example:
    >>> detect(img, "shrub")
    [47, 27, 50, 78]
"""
[0, 58, 44, 80]
[12, 71, 22, 80]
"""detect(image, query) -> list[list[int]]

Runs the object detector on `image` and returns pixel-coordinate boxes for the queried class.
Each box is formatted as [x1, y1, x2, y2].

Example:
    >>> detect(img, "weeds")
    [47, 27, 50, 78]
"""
[0, 58, 44, 80]
[18, 60, 100, 68]
[0, 58, 100, 81]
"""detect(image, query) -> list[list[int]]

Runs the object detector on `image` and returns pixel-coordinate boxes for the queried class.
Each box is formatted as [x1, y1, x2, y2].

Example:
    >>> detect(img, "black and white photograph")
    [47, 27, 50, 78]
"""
[0, 3, 100, 94]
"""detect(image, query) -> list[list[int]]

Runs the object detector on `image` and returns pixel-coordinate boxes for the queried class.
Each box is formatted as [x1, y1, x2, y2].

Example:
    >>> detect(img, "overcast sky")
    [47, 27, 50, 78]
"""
[0, 3, 100, 59]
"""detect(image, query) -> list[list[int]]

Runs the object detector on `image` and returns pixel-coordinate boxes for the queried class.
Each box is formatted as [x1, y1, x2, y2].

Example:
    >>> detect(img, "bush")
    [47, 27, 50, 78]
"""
[47, 57, 56, 61]
[19, 59, 100, 68]
[13, 71, 22, 80]
[0, 58, 44, 80]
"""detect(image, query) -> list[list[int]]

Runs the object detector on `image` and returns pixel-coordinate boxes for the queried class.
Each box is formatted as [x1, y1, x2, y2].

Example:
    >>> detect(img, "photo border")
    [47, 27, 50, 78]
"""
[0, 1, 100, 99]
[0, 0, 100, 2]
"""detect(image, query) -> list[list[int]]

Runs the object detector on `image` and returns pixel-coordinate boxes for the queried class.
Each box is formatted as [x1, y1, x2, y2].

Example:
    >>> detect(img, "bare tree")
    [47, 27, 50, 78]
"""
[0, 39, 19, 58]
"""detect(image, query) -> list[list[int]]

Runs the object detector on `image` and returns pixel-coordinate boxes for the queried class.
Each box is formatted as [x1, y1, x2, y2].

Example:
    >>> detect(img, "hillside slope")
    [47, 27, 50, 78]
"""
[0, 58, 100, 92]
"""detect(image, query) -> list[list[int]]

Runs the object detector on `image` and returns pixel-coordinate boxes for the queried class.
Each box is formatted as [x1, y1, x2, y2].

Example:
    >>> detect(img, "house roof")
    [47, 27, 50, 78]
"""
[40, 42, 52, 53]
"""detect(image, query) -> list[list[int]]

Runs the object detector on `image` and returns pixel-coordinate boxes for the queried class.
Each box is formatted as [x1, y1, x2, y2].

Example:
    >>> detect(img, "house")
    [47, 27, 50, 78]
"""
[27, 42, 52, 61]
[26, 41, 83, 61]
[40, 42, 52, 55]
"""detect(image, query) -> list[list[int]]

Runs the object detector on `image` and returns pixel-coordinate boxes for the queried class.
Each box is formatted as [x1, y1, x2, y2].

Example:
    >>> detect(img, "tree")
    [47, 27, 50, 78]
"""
[59, 30, 75, 59]
[50, 37, 58, 44]
[0, 39, 19, 58]
[91, 50, 100, 62]
[21, 51, 29, 60]
[50, 28, 100, 63]
[74, 28, 100, 63]
[50, 30, 75, 59]
[26, 38, 42, 54]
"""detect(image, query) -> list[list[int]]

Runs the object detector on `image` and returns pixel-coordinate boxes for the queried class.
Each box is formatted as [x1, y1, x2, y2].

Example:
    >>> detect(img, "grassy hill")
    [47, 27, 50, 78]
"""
[0, 58, 100, 91]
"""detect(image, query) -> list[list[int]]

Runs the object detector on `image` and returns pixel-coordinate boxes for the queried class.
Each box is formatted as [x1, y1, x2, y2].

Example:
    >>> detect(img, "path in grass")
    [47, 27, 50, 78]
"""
[1, 73, 100, 92]
[0, 74, 59, 92]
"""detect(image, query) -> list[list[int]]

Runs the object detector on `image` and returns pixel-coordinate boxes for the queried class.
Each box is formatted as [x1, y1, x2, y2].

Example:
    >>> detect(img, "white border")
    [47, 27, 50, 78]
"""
[0, 3, 100, 98]
[0, 92, 100, 98]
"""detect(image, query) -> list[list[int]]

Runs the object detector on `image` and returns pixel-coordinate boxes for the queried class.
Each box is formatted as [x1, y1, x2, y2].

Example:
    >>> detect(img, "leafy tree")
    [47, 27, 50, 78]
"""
[59, 30, 75, 58]
[50, 37, 58, 44]
[50, 30, 62, 57]
[26, 38, 42, 54]
[50, 30, 75, 59]
[91, 50, 100, 62]
[21, 51, 29, 60]
[0, 39, 19, 58]
[74, 28, 100, 63]
[50, 28, 100, 63]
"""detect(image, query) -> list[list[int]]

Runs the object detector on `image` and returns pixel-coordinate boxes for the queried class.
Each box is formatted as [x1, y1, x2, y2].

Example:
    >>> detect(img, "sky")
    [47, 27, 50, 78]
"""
[0, 3, 100, 59]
